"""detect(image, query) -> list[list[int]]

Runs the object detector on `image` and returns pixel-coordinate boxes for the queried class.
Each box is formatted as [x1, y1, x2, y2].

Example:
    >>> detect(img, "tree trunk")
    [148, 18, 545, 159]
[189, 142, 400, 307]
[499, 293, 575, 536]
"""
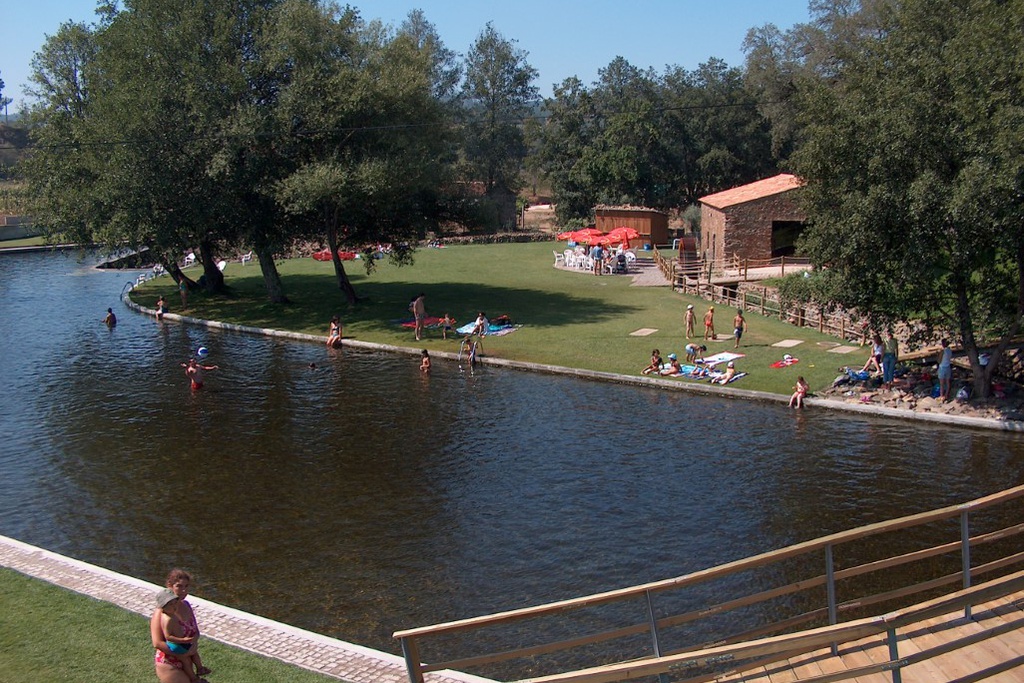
[168, 262, 193, 288]
[198, 239, 226, 293]
[325, 215, 359, 305]
[254, 243, 289, 304]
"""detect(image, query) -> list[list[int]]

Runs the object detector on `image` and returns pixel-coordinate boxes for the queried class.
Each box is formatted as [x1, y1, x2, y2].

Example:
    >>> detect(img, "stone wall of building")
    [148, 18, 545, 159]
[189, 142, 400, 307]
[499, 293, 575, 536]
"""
[721, 194, 804, 262]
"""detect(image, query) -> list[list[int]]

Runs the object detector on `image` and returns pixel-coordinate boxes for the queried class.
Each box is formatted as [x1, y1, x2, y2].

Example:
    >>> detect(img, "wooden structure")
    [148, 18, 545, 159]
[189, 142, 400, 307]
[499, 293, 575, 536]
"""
[594, 205, 668, 248]
[700, 174, 805, 266]
[394, 485, 1024, 683]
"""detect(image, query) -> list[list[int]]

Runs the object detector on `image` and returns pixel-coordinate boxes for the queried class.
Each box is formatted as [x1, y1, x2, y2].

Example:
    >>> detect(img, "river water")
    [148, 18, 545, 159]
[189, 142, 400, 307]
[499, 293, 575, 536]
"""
[2, 249, 1024, 676]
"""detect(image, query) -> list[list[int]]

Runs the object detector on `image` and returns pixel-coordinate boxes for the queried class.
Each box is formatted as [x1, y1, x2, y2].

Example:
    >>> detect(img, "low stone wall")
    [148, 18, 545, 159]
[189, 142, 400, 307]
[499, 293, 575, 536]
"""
[0, 215, 39, 240]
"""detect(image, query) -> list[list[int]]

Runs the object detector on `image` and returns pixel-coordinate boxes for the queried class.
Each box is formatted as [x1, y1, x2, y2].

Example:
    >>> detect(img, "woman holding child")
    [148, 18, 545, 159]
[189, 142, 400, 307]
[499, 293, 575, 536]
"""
[151, 568, 210, 683]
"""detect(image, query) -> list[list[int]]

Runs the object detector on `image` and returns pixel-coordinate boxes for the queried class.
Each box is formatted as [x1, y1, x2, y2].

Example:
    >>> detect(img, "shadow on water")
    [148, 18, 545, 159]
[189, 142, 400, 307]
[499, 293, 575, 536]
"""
[3, 250, 1024, 677]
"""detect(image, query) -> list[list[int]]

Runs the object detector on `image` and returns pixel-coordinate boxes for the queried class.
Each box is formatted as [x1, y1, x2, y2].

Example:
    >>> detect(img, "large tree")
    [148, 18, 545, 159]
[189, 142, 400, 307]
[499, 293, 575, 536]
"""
[460, 23, 538, 205]
[269, 6, 456, 304]
[792, 0, 1024, 397]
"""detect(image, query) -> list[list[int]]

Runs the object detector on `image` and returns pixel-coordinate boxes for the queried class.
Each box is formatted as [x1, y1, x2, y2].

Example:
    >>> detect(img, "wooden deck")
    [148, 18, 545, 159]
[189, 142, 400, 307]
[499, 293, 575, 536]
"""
[723, 591, 1024, 683]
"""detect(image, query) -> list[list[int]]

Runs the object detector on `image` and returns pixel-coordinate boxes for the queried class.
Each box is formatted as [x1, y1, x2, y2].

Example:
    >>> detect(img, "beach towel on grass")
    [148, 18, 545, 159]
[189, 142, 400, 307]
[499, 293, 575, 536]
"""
[700, 351, 745, 368]
[400, 316, 442, 328]
[770, 357, 799, 368]
[455, 322, 520, 336]
[666, 364, 713, 379]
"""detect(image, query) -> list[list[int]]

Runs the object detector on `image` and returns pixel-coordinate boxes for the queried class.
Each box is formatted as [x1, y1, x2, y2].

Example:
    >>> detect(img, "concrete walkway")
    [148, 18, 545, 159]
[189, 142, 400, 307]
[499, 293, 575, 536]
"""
[0, 535, 493, 683]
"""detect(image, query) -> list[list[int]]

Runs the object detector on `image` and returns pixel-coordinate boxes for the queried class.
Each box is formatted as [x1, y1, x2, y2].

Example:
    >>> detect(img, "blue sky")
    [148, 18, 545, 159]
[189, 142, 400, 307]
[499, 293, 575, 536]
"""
[2, 1, 811, 111]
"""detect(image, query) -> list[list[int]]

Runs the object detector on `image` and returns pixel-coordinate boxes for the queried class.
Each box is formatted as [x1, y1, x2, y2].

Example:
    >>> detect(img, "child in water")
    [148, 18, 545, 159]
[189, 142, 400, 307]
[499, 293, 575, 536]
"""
[420, 349, 431, 373]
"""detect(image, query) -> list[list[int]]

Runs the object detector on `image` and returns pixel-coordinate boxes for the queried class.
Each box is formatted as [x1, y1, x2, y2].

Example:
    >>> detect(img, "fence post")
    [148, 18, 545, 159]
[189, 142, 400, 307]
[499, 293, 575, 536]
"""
[399, 637, 425, 683]
[781, 255, 786, 276]
[644, 591, 671, 683]
[826, 543, 839, 656]
[762, 287, 767, 316]
[961, 509, 972, 618]
[742, 290, 747, 311]
[886, 627, 903, 683]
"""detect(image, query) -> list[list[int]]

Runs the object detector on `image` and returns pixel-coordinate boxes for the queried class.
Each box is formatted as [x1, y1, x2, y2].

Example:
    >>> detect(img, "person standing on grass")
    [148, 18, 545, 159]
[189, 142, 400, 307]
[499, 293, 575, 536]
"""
[937, 339, 953, 401]
[882, 330, 899, 390]
[703, 306, 716, 340]
[684, 304, 695, 339]
[411, 293, 426, 341]
[733, 309, 746, 348]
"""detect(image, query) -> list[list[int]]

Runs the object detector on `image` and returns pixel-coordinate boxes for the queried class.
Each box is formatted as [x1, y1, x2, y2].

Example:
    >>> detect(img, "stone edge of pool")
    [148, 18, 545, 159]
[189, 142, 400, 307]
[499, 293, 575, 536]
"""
[122, 293, 1024, 434]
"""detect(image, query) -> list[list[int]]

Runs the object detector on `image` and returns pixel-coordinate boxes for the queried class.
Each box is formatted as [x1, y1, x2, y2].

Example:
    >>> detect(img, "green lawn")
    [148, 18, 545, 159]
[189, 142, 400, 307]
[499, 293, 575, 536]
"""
[0, 568, 343, 683]
[0, 235, 48, 248]
[132, 241, 860, 397]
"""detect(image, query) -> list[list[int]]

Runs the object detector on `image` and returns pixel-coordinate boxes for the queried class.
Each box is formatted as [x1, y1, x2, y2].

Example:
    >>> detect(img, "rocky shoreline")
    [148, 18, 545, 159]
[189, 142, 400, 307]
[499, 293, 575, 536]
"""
[816, 364, 1024, 423]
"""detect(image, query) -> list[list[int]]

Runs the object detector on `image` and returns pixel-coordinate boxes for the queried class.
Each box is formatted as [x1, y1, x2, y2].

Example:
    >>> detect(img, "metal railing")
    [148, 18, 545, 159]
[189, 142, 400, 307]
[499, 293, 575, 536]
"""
[393, 485, 1024, 683]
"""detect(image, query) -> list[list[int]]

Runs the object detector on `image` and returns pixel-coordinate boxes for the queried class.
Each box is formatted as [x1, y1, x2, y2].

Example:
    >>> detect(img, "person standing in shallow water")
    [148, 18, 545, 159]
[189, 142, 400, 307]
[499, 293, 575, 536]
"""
[103, 308, 117, 327]
[181, 358, 218, 391]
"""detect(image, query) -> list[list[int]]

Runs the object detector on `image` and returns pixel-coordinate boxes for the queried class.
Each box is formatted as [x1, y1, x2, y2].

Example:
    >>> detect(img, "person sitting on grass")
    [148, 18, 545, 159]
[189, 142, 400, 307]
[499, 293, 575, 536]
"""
[641, 349, 663, 375]
[659, 353, 682, 376]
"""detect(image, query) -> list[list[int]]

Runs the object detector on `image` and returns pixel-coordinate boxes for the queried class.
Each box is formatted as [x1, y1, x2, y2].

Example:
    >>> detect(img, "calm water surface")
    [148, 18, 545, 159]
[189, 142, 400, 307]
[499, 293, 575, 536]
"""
[2, 250, 1024, 675]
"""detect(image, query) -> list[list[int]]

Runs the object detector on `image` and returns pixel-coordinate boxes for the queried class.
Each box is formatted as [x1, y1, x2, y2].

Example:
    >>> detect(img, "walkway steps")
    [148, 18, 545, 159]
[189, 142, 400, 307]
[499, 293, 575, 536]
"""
[716, 591, 1024, 682]
[0, 534, 493, 683]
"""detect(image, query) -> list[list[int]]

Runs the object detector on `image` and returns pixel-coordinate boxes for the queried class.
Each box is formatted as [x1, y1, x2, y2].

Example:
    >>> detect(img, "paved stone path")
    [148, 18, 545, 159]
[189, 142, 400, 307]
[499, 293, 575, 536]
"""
[0, 535, 493, 683]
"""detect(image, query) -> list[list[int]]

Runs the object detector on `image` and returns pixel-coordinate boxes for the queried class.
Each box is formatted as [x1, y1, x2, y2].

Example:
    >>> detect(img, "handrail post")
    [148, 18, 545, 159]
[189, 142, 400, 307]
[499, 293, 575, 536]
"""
[886, 627, 903, 683]
[644, 590, 671, 683]
[399, 636, 425, 683]
[826, 543, 839, 656]
[961, 509, 972, 618]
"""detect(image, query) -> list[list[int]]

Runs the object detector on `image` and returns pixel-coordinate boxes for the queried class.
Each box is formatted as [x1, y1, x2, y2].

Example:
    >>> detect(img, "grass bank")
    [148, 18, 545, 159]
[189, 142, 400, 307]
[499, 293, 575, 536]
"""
[131, 241, 859, 397]
[0, 568, 342, 683]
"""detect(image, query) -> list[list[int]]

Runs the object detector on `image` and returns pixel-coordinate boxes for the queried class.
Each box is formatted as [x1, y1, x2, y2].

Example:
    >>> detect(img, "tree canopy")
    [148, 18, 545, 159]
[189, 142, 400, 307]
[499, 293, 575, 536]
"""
[786, 0, 1024, 396]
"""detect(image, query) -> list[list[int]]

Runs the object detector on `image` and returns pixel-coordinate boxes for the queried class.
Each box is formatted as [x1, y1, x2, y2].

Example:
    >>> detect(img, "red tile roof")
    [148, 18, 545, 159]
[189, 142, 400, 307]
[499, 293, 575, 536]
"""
[699, 174, 803, 210]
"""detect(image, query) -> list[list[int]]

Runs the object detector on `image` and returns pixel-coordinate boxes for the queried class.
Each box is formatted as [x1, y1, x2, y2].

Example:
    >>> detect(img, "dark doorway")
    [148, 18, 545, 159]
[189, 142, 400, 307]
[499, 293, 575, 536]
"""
[771, 221, 804, 257]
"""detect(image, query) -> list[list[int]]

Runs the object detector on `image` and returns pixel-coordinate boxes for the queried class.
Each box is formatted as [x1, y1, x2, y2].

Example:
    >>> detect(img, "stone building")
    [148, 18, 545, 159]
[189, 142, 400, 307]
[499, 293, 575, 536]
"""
[699, 174, 805, 264]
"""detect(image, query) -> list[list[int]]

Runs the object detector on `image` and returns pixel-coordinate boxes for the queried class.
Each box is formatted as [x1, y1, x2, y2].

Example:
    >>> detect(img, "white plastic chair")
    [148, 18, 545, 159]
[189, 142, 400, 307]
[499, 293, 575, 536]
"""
[183, 252, 196, 268]
[216, 260, 227, 272]
[553, 250, 565, 266]
[625, 251, 637, 271]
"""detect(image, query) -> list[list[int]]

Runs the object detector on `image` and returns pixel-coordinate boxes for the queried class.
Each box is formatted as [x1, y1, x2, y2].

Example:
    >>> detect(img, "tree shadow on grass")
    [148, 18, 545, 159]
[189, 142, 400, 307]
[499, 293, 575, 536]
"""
[192, 274, 640, 336]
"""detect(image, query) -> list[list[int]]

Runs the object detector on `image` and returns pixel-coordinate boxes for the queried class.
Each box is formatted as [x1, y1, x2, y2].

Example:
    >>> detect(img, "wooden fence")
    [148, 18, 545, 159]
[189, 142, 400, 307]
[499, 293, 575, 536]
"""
[393, 485, 1024, 683]
[652, 247, 860, 342]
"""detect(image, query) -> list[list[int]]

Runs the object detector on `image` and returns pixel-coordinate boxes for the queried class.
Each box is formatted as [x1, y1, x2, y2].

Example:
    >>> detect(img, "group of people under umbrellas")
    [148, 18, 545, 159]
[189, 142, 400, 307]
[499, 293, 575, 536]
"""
[557, 227, 639, 276]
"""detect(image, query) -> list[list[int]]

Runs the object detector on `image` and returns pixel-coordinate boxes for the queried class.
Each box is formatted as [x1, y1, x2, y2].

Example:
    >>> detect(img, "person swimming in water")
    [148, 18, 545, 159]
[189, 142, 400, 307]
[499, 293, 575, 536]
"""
[181, 358, 218, 390]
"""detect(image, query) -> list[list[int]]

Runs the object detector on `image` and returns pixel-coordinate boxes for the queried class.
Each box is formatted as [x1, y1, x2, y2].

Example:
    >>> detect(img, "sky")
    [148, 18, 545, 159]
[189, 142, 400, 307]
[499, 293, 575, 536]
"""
[2, 1, 812, 112]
